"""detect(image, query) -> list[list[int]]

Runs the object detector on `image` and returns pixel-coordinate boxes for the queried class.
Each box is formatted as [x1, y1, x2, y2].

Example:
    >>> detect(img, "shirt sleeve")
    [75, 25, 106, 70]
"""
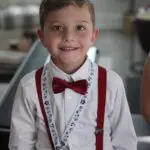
[9, 80, 37, 150]
[109, 75, 137, 150]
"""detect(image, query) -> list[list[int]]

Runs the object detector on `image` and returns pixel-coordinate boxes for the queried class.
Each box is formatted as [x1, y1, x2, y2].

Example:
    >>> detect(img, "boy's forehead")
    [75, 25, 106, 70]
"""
[46, 4, 91, 19]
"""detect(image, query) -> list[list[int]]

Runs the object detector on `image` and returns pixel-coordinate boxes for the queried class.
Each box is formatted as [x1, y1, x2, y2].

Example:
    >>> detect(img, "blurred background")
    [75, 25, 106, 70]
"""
[0, 0, 150, 149]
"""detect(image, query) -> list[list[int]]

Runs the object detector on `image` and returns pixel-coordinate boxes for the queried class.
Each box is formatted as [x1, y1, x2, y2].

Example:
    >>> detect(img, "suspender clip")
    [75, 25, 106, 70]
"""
[95, 128, 103, 135]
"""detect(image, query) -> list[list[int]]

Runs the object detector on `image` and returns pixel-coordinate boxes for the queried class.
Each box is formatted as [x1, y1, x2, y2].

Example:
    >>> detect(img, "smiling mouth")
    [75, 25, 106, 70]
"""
[60, 47, 79, 51]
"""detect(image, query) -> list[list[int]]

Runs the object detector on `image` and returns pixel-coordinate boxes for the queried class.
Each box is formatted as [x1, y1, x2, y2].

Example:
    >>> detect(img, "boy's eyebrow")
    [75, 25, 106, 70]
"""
[79, 21, 90, 24]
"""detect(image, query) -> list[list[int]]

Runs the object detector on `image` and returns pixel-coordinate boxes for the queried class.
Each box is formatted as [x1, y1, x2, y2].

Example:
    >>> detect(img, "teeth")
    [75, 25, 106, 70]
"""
[62, 47, 75, 50]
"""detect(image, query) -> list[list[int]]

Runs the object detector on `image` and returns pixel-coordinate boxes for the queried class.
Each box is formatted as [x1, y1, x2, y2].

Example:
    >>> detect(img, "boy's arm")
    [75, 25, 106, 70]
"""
[9, 81, 36, 150]
[109, 74, 137, 150]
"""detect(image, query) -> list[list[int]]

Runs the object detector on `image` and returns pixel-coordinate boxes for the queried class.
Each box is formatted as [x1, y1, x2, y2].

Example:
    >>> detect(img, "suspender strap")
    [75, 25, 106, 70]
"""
[35, 67, 54, 149]
[35, 66, 106, 150]
[96, 66, 107, 150]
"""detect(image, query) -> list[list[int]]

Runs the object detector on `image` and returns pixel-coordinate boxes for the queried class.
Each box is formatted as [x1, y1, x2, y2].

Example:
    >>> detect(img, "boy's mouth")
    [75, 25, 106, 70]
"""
[60, 47, 79, 51]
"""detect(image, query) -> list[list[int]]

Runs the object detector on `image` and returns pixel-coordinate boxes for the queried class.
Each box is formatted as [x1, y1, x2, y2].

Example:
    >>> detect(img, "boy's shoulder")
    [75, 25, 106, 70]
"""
[20, 68, 40, 87]
[99, 66, 124, 89]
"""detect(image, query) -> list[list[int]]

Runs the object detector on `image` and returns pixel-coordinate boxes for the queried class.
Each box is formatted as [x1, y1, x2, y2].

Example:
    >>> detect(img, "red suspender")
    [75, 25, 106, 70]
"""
[35, 67, 54, 149]
[96, 66, 107, 150]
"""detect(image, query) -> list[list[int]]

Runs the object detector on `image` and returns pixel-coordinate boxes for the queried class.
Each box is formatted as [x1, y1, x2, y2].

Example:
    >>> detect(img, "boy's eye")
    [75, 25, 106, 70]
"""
[76, 25, 86, 31]
[52, 25, 63, 31]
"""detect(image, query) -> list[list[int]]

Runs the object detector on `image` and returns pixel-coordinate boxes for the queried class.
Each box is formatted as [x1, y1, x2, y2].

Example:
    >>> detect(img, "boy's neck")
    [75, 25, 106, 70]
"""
[51, 57, 87, 74]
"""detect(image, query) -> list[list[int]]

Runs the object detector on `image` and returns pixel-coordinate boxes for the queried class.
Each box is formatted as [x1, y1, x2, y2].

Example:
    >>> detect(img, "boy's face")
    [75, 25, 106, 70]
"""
[38, 4, 99, 71]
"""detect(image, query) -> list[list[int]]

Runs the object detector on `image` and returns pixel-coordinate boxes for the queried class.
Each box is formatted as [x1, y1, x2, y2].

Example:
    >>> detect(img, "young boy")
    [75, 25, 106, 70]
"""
[9, 0, 137, 150]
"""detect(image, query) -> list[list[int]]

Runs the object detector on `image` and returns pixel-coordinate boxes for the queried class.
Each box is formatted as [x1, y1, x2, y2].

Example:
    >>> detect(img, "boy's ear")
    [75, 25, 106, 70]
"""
[37, 29, 45, 46]
[91, 28, 100, 45]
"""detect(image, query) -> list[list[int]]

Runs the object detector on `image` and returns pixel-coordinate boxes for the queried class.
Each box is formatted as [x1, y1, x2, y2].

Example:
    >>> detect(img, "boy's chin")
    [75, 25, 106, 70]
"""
[52, 56, 86, 66]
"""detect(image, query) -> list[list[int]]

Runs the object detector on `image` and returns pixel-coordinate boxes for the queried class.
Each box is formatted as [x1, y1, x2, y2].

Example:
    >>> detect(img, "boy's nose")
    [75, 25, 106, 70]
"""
[62, 29, 74, 42]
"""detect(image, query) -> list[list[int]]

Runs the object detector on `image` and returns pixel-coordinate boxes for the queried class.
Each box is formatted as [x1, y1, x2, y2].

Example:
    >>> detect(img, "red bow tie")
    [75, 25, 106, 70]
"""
[52, 77, 88, 95]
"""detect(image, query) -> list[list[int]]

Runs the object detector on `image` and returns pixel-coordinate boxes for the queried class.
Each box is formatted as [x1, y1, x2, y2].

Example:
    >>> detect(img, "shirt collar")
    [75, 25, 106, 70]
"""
[48, 57, 91, 82]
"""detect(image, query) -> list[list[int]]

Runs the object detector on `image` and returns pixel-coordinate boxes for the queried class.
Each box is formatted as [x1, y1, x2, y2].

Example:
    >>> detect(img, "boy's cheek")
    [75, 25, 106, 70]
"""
[79, 31, 90, 37]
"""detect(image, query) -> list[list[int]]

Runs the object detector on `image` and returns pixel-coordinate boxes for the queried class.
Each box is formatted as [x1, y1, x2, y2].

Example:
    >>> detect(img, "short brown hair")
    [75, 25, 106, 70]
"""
[39, 0, 95, 29]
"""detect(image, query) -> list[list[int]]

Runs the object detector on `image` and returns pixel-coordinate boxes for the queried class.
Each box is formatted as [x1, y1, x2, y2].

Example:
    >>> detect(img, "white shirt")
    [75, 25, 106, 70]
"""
[9, 58, 137, 150]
